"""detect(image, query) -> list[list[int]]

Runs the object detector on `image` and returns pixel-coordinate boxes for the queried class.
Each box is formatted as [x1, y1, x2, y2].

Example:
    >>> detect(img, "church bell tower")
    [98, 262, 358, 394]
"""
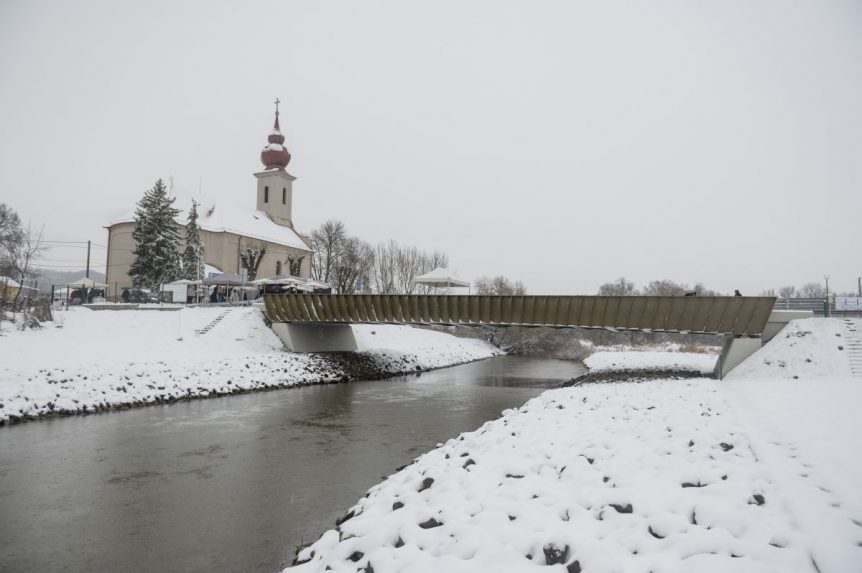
[254, 99, 295, 228]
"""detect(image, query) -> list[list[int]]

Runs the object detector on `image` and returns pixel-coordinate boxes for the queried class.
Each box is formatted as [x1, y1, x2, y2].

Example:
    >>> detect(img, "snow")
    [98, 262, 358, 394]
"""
[1, 276, 20, 288]
[264, 143, 285, 151]
[290, 318, 862, 572]
[107, 192, 311, 252]
[585, 350, 717, 375]
[0, 307, 499, 424]
[727, 317, 853, 380]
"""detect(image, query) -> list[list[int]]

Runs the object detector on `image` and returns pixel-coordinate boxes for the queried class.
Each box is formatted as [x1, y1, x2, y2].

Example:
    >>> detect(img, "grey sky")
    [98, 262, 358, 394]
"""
[1, 0, 860, 294]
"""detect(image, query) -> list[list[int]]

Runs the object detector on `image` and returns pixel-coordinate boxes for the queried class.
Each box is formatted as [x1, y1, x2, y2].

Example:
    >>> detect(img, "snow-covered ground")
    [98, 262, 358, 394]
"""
[585, 350, 717, 375]
[291, 318, 862, 572]
[0, 306, 499, 424]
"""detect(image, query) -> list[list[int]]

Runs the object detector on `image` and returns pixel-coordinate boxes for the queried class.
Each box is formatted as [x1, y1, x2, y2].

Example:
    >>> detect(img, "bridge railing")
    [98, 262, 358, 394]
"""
[264, 294, 776, 337]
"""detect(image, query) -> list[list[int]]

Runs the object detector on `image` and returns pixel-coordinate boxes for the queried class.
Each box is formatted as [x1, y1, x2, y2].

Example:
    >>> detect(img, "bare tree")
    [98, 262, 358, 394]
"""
[9, 224, 47, 310]
[0, 203, 23, 262]
[311, 219, 346, 283]
[597, 277, 638, 296]
[287, 254, 305, 277]
[372, 240, 399, 294]
[641, 279, 688, 297]
[474, 275, 526, 295]
[798, 282, 826, 298]
[394, 245, 425, 294]
[474, 276, 494, 295]
[778, 285, 796, 299]
[239, 244, 266, 281]
[333, 237, 374, 294]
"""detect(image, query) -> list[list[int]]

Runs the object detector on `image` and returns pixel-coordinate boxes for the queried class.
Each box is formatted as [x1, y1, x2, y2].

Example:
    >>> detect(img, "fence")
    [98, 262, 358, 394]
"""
[774, 298, 862, 317]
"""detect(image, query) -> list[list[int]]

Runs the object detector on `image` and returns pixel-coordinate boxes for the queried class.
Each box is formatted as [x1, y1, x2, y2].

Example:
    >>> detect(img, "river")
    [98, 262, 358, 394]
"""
[0, 355, 584, 572]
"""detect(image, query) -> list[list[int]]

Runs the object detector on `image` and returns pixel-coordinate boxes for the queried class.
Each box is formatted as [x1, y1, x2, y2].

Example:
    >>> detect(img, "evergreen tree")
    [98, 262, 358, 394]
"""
[182, 200, 205, 281]
[128, 179, 182, 291]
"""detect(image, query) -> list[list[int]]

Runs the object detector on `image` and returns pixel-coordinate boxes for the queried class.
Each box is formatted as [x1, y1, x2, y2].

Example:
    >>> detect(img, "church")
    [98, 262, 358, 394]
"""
[105, 103, 313, 292]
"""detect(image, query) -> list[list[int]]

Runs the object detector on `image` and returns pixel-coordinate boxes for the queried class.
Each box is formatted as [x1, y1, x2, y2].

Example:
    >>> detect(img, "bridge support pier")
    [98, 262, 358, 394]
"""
[714, 336, 762, 379]
[271, 323, 358, 353]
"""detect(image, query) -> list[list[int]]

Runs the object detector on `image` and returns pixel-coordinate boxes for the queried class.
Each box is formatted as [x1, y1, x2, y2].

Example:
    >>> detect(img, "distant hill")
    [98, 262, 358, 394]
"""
[31, 269, 106, 289]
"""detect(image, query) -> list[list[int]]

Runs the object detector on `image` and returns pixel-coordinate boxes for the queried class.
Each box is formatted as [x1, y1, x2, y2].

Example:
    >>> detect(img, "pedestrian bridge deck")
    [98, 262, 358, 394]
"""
[264, 294, 776, 337]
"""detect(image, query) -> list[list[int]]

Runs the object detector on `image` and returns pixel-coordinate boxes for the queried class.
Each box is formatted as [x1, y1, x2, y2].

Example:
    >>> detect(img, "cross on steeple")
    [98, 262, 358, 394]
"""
[274, 98, 280, 116]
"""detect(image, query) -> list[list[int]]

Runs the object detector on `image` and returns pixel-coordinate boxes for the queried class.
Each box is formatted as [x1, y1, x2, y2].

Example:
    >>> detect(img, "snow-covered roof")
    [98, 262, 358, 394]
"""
[107, 192, 311, 252]
[1, 276, 21, 288]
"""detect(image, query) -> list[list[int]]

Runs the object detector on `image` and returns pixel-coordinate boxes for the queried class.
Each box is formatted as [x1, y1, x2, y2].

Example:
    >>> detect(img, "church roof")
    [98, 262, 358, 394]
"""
[106, 192, 311, 252]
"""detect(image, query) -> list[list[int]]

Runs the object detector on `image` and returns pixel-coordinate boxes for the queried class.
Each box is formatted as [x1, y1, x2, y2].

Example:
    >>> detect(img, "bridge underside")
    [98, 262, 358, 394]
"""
[264, 294, 776, 337]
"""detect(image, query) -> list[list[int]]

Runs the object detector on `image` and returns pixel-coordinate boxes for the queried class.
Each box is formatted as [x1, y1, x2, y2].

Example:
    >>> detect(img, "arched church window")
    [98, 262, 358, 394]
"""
[264, 186, 269, 203]
[276, 261, 282, 275]
[282, 188, 286, 204]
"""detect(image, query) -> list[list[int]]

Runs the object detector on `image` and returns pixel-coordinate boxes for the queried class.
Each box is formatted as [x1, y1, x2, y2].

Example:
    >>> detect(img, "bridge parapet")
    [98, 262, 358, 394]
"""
[264, 294, 776, 337]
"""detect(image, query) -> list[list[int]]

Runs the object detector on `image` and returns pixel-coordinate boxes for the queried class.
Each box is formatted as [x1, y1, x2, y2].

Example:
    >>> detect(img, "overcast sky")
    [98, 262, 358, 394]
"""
[1, 0, 860, 294]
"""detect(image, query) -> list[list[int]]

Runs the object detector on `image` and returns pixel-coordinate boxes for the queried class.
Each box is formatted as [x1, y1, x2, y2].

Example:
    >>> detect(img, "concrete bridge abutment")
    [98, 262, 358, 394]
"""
[713, 310, 814, 378]
[271, 323, 358, 353]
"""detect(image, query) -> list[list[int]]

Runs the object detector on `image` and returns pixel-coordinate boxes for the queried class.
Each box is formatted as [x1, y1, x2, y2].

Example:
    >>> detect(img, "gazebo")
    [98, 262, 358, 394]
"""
[412, 267, 471, 294]
[58, 277, 109, 304]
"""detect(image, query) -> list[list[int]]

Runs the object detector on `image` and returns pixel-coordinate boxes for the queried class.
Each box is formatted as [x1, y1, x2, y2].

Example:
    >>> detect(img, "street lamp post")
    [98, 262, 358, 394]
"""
[824, 275, 831, 317]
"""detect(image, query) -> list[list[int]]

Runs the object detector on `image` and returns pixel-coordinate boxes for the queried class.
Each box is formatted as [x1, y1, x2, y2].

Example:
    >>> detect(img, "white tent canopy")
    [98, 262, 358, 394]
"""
[64, 277, 108, 289]
[413, 267, 470, 291]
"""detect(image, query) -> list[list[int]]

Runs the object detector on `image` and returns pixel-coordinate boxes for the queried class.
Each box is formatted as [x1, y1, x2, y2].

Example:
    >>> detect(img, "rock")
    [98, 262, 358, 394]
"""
[418, 477, 434, 492]
[720, 442, 734, 452]
[543, 543, 570, 565]
[648, 525, 665, 539]
[418, 517, 443, 529]
[609, 503, 633, 514]
[347, 551, 364, 562]
[392, 501, 404, 511]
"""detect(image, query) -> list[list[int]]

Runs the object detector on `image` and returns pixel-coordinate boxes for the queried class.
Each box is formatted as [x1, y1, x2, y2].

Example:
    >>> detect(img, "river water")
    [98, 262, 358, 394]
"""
[0, 355, 584, 572]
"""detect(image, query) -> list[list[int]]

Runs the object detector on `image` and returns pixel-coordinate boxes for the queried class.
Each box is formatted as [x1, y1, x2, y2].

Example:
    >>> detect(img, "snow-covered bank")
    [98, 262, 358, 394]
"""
[584, 349, 717, 376]
[0, 307, 500, 425]
[290, 318, 862, 572]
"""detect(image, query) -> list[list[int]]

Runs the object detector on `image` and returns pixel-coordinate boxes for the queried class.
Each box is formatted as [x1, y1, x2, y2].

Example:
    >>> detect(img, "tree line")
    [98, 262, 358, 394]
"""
[598, 277, 855, 298]
[311, 219, 450, 294]
[597, 277, 720, 296]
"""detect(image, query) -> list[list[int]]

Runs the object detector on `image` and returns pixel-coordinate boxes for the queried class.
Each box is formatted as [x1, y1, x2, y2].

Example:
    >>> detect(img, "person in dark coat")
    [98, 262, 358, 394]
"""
[121, 288, 130, 303]
[734, 289, 742, 297]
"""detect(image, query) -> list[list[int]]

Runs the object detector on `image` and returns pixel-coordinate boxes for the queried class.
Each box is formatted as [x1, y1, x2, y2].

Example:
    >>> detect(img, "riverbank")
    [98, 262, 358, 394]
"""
[0, 306, 500, 425]
[290, 318, 862, 572]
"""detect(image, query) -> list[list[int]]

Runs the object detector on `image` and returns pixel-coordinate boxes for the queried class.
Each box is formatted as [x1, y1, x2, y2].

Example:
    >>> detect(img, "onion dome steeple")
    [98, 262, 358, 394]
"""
[260, 98, 291, 170]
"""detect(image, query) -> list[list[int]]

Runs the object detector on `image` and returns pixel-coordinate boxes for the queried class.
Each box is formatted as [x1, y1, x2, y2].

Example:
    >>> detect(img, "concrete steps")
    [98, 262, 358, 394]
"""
[842, 318, 862, 377]
[196, 309, 233, 336]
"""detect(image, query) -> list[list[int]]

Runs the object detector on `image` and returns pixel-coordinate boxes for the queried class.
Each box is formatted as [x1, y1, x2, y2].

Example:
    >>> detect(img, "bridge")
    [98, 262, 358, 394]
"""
[264, 294, 795, 378]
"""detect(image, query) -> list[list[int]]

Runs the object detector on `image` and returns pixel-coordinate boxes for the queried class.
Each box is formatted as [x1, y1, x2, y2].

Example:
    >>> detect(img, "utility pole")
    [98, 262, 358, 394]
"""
[85, 240, 91, 279]
[824, 274, 831, 317]
[858, 276, 861, 297]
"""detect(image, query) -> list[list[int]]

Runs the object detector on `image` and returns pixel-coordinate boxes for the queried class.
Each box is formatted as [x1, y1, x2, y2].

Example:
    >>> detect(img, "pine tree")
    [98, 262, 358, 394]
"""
[182, 200, 205, 281]
[128, 179, 182, 291]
